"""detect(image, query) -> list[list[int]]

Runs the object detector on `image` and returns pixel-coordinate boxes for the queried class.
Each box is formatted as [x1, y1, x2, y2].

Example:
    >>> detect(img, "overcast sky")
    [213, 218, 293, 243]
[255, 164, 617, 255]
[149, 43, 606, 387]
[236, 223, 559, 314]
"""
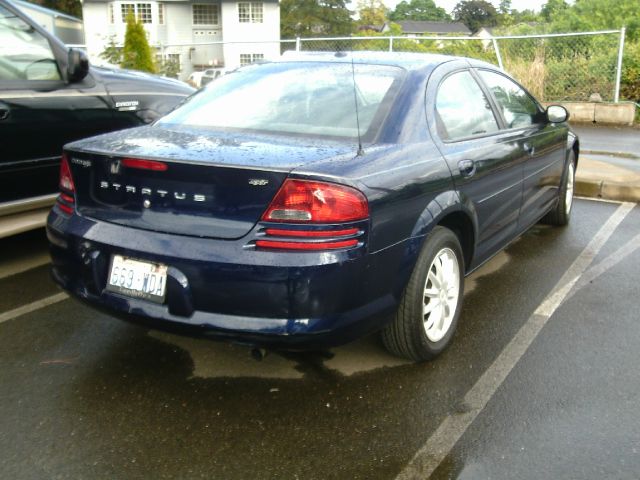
[382, 0, 550, 14]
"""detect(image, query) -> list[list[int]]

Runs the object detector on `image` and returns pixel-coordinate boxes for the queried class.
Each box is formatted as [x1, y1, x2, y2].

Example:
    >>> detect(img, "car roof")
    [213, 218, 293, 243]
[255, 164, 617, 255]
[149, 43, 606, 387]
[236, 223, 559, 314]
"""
[279, 51, 499, 72]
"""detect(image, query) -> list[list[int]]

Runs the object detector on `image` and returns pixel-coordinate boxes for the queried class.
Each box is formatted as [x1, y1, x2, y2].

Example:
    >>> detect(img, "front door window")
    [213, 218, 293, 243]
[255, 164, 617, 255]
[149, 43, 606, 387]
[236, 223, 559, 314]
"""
[0, 5, 60, 81]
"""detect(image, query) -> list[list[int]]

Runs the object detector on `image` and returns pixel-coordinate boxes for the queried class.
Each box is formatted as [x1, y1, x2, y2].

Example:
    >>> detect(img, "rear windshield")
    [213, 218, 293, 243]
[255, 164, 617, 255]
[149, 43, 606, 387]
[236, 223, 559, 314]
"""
[158, 62, 405, 140]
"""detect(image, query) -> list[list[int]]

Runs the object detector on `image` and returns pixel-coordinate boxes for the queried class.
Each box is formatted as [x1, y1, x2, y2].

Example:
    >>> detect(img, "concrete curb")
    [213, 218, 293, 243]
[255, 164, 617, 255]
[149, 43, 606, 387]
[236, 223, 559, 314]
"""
[575, 179, 640, 203]
[581, 150, 640, 160]
[548, 102, 637, 126]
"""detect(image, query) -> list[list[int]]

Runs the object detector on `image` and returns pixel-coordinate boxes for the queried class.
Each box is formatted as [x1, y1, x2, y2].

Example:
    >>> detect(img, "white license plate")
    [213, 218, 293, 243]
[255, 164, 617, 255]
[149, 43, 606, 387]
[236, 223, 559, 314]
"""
[106, 255, 168, 303]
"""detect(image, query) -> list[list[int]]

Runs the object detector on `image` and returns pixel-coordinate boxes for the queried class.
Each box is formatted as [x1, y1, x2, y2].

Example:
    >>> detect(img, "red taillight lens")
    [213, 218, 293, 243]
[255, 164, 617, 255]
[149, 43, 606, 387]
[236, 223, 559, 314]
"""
[264, 228, 359, 238]
[261, 179, 368, 223]
[255, 239, 358, 250]
[59, 153, 75, 193]
[122, 158, 168, 171]
[57, 153, 75, 215]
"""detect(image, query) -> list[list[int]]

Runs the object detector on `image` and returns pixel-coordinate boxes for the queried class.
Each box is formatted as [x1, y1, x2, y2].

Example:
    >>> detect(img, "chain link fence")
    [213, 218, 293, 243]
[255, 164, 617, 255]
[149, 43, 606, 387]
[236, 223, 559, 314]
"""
[109, 30, 624, 103]
[294, 30, 624, 103]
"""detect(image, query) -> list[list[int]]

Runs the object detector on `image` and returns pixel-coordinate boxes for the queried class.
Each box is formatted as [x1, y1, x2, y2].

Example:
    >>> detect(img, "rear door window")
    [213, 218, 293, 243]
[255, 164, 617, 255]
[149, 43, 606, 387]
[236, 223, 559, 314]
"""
[435, 70, 499, 141]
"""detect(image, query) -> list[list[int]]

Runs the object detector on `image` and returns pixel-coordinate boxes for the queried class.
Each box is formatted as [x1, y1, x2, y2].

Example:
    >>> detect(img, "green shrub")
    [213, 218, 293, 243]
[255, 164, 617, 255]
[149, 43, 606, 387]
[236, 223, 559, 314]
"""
[621, 41, 640, 102]
[121, 11, 156, 73]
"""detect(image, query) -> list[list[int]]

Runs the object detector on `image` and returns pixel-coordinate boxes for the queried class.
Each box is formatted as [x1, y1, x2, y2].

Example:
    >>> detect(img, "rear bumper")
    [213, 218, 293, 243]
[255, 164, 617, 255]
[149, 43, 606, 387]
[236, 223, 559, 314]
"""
[47, 208, 415, 348]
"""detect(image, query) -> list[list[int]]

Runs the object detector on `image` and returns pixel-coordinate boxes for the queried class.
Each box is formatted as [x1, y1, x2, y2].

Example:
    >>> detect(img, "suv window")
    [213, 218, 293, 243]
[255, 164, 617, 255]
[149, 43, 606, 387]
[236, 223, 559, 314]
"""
[478, 70, 541, 129]
[435, 70, 499, 141]
[0, 4, 61, 81]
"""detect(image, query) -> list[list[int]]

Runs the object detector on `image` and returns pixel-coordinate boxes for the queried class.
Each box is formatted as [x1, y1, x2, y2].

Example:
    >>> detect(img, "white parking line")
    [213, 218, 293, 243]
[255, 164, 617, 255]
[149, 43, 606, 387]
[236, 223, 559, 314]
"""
[575, 195, 623, 204]
[0, 292, 68, 325]
[396, 202, 636, 480]
[567, 231, 640, 303]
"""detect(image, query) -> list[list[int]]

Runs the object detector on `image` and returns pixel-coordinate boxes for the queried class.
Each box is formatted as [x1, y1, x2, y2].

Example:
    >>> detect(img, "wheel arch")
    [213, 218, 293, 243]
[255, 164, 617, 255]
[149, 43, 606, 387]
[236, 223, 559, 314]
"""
[410, 191, 478, 275]
[437, 211, 475, 274]
[568, 131, 580, 167]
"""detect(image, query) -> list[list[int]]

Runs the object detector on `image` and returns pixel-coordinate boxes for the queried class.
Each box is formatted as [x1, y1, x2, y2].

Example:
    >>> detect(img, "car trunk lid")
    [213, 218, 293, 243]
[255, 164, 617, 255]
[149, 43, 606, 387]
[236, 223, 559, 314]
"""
[66, 126, 356, 239]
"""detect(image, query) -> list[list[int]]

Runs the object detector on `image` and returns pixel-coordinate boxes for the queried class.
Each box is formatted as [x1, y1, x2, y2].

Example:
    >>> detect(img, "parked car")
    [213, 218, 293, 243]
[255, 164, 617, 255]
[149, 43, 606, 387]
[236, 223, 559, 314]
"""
[186, 71, 204, 88]
[0, 0, 194, 237]
[200, 67, 227, 87]
[187, 68, 227, 88]
[47, 52, 578, 361]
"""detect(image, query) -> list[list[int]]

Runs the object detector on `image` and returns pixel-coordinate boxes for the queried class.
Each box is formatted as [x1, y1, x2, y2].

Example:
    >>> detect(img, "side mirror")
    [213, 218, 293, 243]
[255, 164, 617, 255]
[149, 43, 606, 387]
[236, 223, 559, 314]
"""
[546, 105, 569, 123]
[67, 48, 89, 83]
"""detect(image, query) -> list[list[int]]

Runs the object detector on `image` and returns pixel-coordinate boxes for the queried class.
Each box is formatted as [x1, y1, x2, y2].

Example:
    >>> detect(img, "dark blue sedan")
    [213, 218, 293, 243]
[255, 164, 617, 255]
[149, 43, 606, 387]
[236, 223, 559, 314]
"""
[46, 52, 578, 361]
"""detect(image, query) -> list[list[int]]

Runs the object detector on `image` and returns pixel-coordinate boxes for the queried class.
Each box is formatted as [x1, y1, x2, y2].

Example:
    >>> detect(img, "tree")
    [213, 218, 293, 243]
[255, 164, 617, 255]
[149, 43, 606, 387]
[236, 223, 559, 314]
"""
[452, 0, 498, 33]
[510, 9, 540, 24]
[280, 0, 353, 38]
[357, 0, 388, 28]
[498, 0, 511, 15]
[32, 0, 82, 18]
[541, 0, 569, 22]
[157, 58, 181, 79]
[547, 0, 640, 41]
[100, 35, 122, 65]
[388, 0, 450, 22]
[121, 11, 156, 73]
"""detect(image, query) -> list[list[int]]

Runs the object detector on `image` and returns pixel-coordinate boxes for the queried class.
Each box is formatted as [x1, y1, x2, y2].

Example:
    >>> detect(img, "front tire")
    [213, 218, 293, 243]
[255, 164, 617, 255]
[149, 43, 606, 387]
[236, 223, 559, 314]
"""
[382, 226, 464, 362]
[543, 151, 576, 226]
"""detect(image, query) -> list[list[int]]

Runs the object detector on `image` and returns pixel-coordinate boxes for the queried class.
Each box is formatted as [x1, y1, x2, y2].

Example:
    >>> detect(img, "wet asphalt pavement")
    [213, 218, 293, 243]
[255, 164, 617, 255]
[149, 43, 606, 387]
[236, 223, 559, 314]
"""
[571, 124, 640, 166]
[1, 198, 639, 479]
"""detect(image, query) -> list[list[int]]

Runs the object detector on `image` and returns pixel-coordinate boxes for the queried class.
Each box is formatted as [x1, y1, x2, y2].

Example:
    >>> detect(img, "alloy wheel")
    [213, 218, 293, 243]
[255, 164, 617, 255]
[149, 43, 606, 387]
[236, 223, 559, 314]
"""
[565, 161, 575, 214]
[423, 247, 460, 342]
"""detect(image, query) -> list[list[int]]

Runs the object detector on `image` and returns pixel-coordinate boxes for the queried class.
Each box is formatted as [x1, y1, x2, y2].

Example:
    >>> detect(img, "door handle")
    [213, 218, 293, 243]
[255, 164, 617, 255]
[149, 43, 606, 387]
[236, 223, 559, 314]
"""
[458, 159, 476, 178]
[0, 107, 9, 121]
[523, 142, 535, 156]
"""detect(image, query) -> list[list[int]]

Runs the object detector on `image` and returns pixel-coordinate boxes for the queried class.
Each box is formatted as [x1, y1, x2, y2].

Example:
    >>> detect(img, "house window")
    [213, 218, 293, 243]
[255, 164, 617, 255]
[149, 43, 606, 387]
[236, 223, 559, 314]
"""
[158, 3, 164, 24]
[121, 3, 134, 21]
[239, 53, 264, 66]
[120, 3, 152, 23]
[108, 3, 114, 24]
[136, 3, 152, 23]
[238, 2, 263, 23]
[192, 4, 219, 25]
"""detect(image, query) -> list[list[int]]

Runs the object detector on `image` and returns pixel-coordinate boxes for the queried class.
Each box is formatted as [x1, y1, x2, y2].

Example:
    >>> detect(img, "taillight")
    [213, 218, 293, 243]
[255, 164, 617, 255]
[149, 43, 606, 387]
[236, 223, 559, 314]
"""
[59, 153, 75, 192]
[264, 228, 360, 238]
[257, 179, 368, 251]
[261, 179, 368, 223]
[255, 239, 358, 250]
[56, 153, 75, 215]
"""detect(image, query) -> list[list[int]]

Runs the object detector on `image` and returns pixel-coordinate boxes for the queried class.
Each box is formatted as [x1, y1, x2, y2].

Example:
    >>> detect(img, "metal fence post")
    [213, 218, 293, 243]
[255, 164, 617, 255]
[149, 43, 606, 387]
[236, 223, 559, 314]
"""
[389, 37, 393, 52]
[491, 37, 504, 70]
[614, 27, 626, 103]
[296, 37, 301, 52]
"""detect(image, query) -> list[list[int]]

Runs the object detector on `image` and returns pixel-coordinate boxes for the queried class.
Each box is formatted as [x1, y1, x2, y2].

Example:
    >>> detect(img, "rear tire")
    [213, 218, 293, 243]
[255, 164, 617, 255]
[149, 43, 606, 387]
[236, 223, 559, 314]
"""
[382, 226, 464, 362]
[543, 151, 576, 226]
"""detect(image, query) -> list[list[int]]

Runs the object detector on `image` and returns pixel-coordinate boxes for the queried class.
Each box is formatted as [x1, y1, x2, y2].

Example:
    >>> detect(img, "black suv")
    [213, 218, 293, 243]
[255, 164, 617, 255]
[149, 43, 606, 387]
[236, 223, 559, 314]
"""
[0, 0, 194, 237]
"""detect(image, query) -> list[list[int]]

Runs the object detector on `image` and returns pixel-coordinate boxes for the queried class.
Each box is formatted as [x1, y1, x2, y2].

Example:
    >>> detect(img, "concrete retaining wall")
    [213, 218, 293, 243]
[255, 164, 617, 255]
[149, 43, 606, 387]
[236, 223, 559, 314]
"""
[542, 102, 636, 126]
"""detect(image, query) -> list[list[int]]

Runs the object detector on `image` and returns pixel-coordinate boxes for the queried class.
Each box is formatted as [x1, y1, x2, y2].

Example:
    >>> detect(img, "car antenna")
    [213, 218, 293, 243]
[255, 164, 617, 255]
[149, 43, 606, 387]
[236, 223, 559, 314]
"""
[350, 53, 365, 156]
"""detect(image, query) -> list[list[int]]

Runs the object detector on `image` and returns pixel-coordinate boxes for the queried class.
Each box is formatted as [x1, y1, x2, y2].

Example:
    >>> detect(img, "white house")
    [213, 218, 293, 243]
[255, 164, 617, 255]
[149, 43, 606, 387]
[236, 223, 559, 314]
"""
[81, 0, 280, 79]
[472, 26, 497, 49]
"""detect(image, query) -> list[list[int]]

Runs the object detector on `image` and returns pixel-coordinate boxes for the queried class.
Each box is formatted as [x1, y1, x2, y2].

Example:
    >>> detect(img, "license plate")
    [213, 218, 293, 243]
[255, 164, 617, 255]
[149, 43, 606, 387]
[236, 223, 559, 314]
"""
[106, 255, 167, 303]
